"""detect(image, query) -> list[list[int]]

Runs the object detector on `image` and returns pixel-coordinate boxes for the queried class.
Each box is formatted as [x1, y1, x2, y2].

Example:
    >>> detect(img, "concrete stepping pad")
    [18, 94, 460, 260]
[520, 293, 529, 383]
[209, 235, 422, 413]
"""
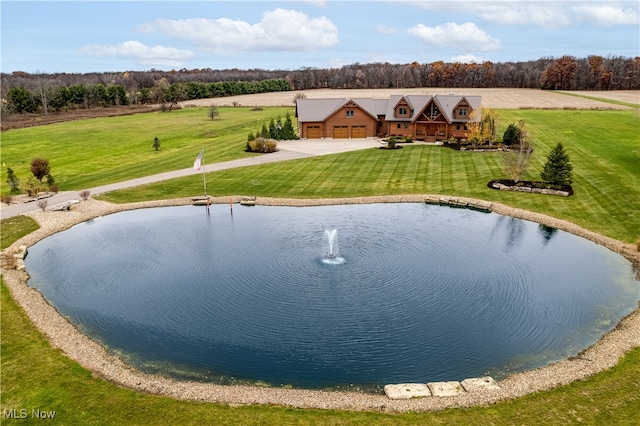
[383, 383, 431, 399]
[461, 376, 501, 392]
[427, 381, 465, 397]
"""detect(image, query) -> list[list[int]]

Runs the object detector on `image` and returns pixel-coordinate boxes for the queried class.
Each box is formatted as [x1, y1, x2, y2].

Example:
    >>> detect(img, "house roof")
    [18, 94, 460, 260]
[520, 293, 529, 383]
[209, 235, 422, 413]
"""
[296, 94, 482, 123]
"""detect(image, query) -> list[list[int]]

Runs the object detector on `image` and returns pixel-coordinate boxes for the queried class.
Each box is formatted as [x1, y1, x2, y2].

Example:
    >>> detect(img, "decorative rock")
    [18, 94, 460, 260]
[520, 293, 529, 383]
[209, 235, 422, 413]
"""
[460, 376, 501, 392]
[427, 381, 465, 397]
[557, 191, 570, 197]
[384, 383, 432, 399]
[16, 258, 26, 271]
[240, 196, 256, 206]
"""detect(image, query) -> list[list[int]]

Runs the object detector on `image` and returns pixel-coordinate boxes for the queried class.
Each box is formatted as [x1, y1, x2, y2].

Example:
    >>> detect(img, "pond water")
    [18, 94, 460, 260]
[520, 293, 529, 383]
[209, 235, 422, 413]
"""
[25, 204, 639, 390]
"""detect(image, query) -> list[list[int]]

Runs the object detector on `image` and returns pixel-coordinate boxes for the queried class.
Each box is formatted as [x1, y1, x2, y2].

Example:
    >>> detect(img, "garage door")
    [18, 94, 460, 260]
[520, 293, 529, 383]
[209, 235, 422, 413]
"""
[333, 126, 349, 139]
[306, 125, 321, 139]
[351, 126, 367, 138]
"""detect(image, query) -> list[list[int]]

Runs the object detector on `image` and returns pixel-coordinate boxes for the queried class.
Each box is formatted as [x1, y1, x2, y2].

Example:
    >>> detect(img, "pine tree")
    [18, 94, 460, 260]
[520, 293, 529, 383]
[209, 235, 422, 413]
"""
[282, 112, 297, 140]
[541, 142, 573, 186]
[153, 136, 161, 151]
[502, 123, 521, 146]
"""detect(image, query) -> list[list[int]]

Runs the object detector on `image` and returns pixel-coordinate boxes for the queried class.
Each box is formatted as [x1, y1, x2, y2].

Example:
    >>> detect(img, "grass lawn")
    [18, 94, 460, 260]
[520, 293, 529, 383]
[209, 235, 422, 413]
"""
[1, 106, 639, 424]
[100, 109, 639, 243]
[0, 106, 293, 190]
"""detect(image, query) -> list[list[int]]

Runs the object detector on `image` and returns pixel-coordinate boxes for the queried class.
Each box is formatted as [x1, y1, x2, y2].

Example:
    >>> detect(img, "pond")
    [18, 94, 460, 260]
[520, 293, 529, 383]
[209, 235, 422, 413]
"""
[25, 203, 639, 390]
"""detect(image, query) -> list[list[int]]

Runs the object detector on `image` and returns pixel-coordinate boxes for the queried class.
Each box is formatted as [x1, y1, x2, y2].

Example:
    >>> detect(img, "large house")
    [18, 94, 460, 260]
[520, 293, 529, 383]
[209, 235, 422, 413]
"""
[295, 94, 481, 141]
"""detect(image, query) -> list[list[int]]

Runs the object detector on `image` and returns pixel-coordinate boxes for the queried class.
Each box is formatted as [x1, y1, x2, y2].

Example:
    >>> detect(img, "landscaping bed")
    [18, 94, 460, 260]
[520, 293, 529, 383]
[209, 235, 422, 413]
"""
[488, 179, 573, 196]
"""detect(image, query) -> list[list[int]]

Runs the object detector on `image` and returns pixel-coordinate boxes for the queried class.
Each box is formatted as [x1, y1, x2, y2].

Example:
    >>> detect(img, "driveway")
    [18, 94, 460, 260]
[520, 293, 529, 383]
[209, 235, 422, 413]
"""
[1, 138, 384, 219]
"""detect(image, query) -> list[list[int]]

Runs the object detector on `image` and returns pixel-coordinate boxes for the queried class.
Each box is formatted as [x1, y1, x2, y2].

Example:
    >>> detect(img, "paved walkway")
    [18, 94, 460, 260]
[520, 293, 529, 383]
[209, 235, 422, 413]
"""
[1, 139, 384, 219]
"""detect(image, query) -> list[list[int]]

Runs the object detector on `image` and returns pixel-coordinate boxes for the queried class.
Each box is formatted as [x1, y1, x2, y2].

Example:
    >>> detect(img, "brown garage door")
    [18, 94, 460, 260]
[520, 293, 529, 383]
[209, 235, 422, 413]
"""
[306, 125, 321, 139]
[351, 126, 367, 138]
[333, 126, 348, 138]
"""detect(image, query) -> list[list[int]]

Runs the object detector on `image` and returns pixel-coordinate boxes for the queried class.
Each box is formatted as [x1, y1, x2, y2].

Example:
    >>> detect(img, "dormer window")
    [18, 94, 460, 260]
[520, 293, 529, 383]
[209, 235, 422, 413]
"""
[399, 107, 408, 115]
[458, 108, 468, 116]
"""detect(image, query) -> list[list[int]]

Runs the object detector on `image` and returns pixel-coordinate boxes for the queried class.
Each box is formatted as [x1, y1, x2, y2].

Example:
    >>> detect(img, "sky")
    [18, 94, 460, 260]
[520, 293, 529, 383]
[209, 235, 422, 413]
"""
[1, 0, 639, 74]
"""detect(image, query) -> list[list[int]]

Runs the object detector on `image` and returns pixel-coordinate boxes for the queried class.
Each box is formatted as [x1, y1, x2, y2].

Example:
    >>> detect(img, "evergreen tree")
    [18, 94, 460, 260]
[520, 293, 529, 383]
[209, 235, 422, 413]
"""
[153, 136, 161, 151]
[541, 142, 573, 186]
[502, 123, 521, 146]
[282, 112, 297, 140]
[269, 118, 277, 139]
[6, 167, 20, 192]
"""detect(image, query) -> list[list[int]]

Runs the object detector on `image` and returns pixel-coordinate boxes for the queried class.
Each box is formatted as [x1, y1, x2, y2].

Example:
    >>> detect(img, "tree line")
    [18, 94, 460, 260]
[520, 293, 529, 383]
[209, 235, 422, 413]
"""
[2, 55, 638, 114]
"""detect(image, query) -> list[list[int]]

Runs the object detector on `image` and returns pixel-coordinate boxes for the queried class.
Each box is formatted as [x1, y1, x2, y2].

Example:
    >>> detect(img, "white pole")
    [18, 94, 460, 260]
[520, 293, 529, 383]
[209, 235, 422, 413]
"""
[202, 146, 207, 197]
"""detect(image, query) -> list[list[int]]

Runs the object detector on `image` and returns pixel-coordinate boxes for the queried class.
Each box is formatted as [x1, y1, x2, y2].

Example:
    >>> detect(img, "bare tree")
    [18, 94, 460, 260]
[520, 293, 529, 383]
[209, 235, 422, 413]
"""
[502, 120, 533, 183]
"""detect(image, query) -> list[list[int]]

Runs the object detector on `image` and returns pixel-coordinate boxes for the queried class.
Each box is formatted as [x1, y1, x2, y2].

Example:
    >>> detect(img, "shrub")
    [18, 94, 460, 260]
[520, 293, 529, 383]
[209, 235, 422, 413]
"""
[1, 194, 13, 205]
[37, 199, 48, 211]
[79, 190, 91, 201]
[247, 137, 278, 153]
[30, 158, 50, 181]
[23, 177, 47, 197]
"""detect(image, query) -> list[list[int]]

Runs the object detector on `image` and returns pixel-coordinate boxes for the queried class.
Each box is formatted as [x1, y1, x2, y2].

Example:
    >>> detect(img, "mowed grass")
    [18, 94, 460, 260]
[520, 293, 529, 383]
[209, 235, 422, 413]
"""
[101, 109, 640, 243]
[2, 275, 640, 425]
[0, 106, 293, 190]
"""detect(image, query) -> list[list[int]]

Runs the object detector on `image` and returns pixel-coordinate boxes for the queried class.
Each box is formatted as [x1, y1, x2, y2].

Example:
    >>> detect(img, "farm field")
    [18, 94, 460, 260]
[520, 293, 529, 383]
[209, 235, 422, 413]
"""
[181, 88, 640, 109]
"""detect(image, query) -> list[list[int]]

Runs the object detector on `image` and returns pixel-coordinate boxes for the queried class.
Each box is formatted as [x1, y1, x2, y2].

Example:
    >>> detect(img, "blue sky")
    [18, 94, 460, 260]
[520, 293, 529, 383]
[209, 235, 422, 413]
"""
[1, 0, 639, 73]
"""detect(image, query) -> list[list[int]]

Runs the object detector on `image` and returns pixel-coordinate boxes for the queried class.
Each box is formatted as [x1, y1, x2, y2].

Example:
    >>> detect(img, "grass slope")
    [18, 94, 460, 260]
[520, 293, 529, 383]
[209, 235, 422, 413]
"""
[0, 106, 293, 190]
[100, 109, 639, 243]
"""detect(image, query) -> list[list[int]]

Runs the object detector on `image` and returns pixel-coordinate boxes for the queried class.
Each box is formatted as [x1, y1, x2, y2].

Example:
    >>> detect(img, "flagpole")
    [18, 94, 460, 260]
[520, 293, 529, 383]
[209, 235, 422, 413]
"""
[201, 145, 207, 197]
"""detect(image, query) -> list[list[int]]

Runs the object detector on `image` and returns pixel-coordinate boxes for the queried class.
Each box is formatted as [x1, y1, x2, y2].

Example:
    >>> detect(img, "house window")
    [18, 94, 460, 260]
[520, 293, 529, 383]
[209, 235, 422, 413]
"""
[404, 123, 408, 129]
[346, 110, 354, 118]
[456, 124, 461, 131]
[397, 123, 402, 129]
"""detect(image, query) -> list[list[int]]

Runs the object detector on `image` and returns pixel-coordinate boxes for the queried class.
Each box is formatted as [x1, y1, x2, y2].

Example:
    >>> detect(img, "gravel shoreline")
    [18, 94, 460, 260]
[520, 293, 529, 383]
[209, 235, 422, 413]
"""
[2, 195, 639, 413]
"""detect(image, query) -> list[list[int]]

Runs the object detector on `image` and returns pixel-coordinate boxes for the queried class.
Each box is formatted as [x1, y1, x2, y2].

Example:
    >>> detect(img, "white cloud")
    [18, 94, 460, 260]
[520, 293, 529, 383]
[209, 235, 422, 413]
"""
[451, 54, 485, 64]
[412, 1, 639, 29]
[465, 3, 572, 28]
[407, 22, 501, 52]
[376, 25, 396, 35]
[138, 8, 339, 54]
[79, 41, 195, 67]
[572, 4, 639, 26]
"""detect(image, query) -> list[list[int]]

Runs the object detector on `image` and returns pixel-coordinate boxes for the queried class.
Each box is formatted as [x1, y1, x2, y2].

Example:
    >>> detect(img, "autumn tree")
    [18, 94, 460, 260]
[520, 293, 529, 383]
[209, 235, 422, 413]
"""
[30, 158, 50, 182]
[465, 108, 497, 147]
[540, 56, 578, 90]
[541, 142, 573, 186]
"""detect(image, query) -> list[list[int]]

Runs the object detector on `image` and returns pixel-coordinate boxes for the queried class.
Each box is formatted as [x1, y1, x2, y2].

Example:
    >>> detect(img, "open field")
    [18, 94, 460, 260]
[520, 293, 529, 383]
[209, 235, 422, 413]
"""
[0, 106, 293, 191]
[180, 88, 640, 109]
